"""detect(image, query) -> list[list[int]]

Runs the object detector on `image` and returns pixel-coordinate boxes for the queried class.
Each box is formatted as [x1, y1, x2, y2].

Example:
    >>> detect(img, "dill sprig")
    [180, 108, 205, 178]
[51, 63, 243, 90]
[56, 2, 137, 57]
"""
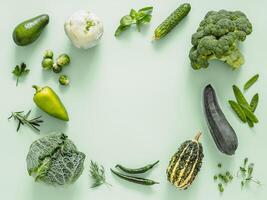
[8, 110, 43, 132]
[89, 160, 111, 188]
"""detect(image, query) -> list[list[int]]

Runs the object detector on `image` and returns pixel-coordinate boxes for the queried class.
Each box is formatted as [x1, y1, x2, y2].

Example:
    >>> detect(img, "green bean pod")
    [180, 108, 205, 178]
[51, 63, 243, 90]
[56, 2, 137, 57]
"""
[110, 169, 159, 186]
[153, 3, 191, 40]
[115, 160, 159, 174]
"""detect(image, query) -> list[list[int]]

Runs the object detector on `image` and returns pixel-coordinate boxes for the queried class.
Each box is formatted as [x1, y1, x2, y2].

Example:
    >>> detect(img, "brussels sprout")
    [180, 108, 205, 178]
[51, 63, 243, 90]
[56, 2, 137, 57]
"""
[42, 58, 54, 70]
[52, 64, 62, 73]
[59, 75, 70, 86]
[56, 54, 70, 67]
[43, 50, 54, 59]
[26, 133, 85, 185]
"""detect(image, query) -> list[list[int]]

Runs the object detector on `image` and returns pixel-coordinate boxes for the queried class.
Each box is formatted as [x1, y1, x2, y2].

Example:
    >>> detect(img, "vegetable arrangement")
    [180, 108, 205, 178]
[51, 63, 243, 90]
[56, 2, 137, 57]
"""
[6, 0, 263, 197]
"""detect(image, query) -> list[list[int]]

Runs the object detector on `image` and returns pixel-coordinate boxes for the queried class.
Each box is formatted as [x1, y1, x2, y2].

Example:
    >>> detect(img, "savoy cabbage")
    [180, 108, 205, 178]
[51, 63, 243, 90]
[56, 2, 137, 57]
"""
[26, 133, 85, 185]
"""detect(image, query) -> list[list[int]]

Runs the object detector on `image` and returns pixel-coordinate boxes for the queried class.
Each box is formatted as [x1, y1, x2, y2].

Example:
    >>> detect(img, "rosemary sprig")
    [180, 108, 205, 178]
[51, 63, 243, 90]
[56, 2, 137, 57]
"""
[89, 160, 111, 188]
[8, 110, 43, 132]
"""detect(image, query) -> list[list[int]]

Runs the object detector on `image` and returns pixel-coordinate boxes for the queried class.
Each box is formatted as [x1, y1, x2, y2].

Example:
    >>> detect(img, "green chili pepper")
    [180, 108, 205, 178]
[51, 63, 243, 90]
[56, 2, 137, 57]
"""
[115, 160, 159, 174]
[32, 85, 69, 121]
[110, 169, 159, 186]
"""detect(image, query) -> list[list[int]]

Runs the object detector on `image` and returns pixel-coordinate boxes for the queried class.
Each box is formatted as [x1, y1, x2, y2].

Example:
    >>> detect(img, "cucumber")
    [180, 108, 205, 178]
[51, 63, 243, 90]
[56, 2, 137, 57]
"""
[13, 14, 49, 46]
[153, 3, 191, 40]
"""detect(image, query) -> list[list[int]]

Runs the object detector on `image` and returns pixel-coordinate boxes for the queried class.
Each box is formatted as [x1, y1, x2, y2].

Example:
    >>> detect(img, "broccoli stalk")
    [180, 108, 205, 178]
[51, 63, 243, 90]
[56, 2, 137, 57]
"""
[189, 10, 252, 70]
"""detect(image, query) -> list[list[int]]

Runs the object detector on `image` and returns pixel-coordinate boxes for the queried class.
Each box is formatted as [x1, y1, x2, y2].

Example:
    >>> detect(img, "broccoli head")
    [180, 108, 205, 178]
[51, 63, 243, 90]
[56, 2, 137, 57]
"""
[189, 10, 252, 70]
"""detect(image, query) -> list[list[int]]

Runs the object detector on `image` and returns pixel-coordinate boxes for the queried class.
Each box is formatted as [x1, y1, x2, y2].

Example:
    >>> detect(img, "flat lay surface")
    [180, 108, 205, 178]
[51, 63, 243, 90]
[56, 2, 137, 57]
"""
[0, 0, 266, 199]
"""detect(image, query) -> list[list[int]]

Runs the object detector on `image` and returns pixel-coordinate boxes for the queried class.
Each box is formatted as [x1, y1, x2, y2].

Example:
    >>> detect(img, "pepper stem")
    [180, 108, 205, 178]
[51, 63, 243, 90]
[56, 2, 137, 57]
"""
[194, 132, 202, 142]
[32, 85, 42, 93]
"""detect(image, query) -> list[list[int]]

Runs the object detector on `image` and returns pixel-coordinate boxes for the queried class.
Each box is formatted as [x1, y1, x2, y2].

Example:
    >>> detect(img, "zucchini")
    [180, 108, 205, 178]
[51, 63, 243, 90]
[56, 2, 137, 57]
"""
[203, 85, 238, 155]
[153, 3, 191, 40]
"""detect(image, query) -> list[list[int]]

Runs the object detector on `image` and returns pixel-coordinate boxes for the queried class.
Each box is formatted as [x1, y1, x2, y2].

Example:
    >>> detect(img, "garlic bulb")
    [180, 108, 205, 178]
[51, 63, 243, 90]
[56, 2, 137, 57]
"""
[64, 10, 104, 49]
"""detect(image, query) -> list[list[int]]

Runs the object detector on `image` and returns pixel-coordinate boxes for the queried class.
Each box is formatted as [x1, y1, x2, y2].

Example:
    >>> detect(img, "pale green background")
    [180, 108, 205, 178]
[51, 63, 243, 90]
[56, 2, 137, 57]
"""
[0, 0, 266, 199]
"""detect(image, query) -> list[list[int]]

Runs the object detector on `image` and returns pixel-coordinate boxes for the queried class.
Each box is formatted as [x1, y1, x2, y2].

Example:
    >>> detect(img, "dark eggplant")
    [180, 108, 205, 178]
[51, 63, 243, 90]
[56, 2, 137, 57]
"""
[203, 84, 238, 155]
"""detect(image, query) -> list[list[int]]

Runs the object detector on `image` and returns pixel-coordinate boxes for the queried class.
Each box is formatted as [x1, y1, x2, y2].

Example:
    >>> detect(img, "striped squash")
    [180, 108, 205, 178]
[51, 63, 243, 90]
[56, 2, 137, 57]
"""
[167, 132, 204, 189]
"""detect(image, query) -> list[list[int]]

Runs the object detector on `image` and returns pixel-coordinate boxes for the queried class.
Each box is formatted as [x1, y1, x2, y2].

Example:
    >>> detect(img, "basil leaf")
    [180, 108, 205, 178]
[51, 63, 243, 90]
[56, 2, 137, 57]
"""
[120, 15, 134, 26]
[115, 25, 130, 37]
[138, 6, 153, 14]
[130, 9, 138, 18]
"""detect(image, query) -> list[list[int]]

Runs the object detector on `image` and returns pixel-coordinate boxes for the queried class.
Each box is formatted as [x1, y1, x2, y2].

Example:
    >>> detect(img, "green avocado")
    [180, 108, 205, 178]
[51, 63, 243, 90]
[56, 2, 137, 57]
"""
[13, 14, 49, 46]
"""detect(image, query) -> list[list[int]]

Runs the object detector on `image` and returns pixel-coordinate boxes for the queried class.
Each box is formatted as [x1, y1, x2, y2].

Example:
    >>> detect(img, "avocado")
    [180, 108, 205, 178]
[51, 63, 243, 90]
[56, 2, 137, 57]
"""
[13, 14, 49, 46]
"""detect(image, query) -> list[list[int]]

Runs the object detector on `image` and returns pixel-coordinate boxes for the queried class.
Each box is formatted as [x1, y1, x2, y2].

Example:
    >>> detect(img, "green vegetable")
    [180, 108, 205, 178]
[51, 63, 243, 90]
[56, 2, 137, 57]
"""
[218, 163, 222, 168]
[232, 85, 250, 108]
[204, 85, 238, 155]
[52, 64, 62, 73]
[228, 100, 247, 122]
[167, 132, 203, 189]
[115, 6, 153, 37]
[240, 105, 258, 123]
[42, 58, 54, 70]
[110, 169, 159, 186]
[244, 74, 259, 91]
[43, 50, 54, 58]
[115, 160, 159, 174]
[89, 160, 111, 188]
[8, 110, 43, 132]
[218, 183, 224, 193]
[250, 93, 259, 112]
[153, 3, 191, 40]
[32, 85, 69, 121]
[247, 118, 254, 128]
[12, 63, 30, 86]
[189, 10, 252, 70]
[13, 14, 49, 46]
[26, 133, 85, 185]
[59, 75, 70, 86]
[56, 54, 70, 67]
[238, 158, 261, 187]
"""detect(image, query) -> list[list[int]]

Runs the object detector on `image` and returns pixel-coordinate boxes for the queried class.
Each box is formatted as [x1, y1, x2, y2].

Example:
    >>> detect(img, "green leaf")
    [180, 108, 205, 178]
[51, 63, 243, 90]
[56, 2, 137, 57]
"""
[241, 104, 259, 123]
[244, 74, 259, 91]
[138, 15, 152, 24]
[138, 6, 153, 15]
[115, 25, 130, 37]
[12, 63, 30, 86]
[130, 9, 138, 18]
[229, 100, 247, 122]
[120, 15, 134, 26]
[250, 93, 259, 112]
[232, 85, 250, 108]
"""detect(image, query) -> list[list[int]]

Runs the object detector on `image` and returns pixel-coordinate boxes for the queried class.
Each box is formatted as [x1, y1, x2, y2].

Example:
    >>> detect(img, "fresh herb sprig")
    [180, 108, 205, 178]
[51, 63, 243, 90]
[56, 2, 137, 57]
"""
[115, 6, 153, 37]
[12, 63, 30, 86]
[89, 160, 111, 188]
[8, 110, 43, 132]
[238, 158, 261, 188]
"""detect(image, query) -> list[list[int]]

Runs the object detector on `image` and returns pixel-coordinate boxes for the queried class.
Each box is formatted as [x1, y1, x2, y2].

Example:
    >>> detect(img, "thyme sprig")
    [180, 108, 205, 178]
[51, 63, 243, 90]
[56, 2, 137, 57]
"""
[89, 160, 111, 188]
[8, 110, 43, 132]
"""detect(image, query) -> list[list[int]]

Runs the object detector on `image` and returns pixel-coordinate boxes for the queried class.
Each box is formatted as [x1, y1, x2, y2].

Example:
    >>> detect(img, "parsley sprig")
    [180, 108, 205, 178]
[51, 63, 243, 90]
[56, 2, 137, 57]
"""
[12, 63, 30, 86]
[115, 6, 153, 37]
